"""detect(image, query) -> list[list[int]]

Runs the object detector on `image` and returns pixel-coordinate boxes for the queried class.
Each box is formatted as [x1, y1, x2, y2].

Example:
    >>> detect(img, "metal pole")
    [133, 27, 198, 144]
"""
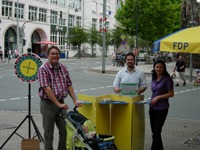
[189, 0, 194, 82]
[82, 0, 84, 28]
[102, 0, 106, 73]
[16, 0, 20, 54]
[135, 0, 138, 66]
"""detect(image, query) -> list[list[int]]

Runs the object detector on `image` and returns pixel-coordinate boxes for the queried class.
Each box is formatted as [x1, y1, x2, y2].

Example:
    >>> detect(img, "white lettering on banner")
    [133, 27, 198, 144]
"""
[173, 42, 189, 50]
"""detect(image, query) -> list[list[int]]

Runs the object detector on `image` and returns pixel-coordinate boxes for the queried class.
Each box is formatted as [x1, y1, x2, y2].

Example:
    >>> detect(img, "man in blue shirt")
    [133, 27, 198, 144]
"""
[113, 52, 147, 95]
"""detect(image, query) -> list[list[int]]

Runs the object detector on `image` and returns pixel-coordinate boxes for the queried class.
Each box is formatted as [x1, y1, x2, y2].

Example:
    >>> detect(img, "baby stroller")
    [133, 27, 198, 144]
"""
[64, 106, 117, 150]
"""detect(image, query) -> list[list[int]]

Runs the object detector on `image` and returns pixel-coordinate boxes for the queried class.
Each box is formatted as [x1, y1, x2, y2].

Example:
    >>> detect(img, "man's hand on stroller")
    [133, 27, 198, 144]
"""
[74, 101, 81, 107]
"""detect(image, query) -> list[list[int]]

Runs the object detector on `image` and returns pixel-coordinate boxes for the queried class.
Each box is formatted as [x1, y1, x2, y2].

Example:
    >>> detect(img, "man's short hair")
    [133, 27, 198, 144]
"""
[125, 52, 135, 61]
[47, 46, 60, 55]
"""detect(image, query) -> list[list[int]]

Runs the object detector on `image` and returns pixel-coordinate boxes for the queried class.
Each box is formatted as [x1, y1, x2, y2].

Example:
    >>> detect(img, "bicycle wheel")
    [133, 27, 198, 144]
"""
[1, 57, 6, 63]
[194, 80, 199, 86]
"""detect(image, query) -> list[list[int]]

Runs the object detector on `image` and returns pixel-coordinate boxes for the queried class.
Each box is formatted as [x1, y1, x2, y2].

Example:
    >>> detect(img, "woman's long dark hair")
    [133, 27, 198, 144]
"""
[152, 60, 170, 80]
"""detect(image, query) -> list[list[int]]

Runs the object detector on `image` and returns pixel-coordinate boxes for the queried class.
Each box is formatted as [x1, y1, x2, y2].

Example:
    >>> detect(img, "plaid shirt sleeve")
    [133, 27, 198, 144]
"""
[38, 65, 49, 88]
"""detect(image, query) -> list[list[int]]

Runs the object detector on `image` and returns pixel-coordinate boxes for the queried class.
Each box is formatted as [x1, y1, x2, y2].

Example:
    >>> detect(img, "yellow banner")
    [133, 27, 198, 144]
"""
[159, 26, 200, 54]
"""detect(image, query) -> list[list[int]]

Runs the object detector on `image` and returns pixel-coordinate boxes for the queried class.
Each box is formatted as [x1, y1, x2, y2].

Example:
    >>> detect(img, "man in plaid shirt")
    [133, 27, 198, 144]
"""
[38, 45, 80, 150]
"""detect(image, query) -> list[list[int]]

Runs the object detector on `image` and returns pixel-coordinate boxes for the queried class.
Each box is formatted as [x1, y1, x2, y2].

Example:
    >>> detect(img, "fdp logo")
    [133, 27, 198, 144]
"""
[173, 42, 189, 50]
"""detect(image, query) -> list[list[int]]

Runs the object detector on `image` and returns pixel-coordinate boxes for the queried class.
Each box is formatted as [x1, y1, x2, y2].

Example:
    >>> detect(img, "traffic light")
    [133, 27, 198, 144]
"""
[23, 39, 26, 46]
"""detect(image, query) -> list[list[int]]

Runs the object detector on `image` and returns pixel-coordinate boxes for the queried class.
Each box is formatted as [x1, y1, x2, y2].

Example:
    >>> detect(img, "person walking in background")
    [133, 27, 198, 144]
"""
[38, 45, 80, 150]
[149, 60, 174, 150]
[173, 55, 186, 86]
[14, 49, 19, 58]
[113, 52, 147, 95]
[0, 48, 3, 61]
[8, 50, 12, 62]
[111, 52, 116, 66]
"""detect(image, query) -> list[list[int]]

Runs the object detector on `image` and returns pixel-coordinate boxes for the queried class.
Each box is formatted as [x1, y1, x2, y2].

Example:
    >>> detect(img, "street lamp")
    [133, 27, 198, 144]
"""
[135, 0, 139, 66]
[66, 1, 79, 58]
[16, 0, 20, 54]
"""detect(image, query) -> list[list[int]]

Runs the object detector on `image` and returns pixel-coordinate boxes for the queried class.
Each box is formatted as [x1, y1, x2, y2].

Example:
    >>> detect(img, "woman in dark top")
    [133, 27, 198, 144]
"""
[149, 60, 174, 150]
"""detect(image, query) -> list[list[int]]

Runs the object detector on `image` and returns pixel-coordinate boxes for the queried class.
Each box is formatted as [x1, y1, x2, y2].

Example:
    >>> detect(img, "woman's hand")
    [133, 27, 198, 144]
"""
[150, 97, 159, 106]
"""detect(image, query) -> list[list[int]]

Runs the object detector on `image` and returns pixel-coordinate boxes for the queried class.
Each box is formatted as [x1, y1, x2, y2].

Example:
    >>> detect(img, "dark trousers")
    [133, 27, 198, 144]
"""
[40, 98, 67, 150]
[149, 108, 168, 150]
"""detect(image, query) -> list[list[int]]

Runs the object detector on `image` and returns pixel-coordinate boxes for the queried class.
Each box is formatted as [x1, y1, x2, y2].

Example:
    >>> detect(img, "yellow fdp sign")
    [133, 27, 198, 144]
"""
[173, 42, 189, 50]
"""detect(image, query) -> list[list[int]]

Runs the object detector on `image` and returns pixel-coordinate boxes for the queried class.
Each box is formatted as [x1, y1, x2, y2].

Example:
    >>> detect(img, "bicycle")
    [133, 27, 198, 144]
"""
[0, 56, 7, 63]
[194, 70, 200, 86]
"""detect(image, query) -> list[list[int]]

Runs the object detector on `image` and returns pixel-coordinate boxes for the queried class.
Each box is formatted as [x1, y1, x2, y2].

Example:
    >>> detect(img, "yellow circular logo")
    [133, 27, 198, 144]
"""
[20, 59, 38, 77]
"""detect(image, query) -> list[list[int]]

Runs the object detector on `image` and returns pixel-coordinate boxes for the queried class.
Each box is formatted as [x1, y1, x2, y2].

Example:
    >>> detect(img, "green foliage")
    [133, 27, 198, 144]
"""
[115, 0, 182, 45]
[87, 28, 99, 57]
[87, 28, 99, 46]
[67, 27, 87, 48]
[110, 28, 124, 49]
[97, 31, 112, 47]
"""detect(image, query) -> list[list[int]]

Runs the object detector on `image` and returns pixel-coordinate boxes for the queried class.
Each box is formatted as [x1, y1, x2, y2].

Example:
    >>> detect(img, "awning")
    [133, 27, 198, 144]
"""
[34, 41, 57, 45]
[152, 26, 200, 54]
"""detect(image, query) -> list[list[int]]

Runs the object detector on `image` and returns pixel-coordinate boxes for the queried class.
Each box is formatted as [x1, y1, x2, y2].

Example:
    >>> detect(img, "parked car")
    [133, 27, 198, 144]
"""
[137, 53, 146, 61]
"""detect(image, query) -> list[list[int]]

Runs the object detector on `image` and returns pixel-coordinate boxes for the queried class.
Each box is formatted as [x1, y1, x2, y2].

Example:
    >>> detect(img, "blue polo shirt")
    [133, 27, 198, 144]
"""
[151, 76, 174, 110]
[113, 67, 147, 90]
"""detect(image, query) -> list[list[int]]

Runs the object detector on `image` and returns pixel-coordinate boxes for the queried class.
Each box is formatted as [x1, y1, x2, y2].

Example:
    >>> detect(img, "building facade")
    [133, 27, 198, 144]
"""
[0, 0, 118, 58]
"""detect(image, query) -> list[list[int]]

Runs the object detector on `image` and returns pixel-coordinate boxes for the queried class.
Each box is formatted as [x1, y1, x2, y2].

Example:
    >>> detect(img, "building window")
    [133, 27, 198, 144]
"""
[76, 0, 82, 11]
[39, 8, 47, 22]
[99, 4, 103, 14]
[76, 16, 82, 27]
[59, 32, 65, 51]
[91, 2, 97, 13]
[59, 11, 66, 26]
[69, 0, 81, 9]
[50, 0, 58, 4]
[106, 6, 110, 16]
[29, 6, 37, 20]
[59, 0, 66, 6]
[50, 10, 58, 24]
[14, 3, 24, 19]
[2, 1, 13, 17]
[92, 18, 97, 29]
[50, 31, 57, 43]
[68, 15, 75, 27]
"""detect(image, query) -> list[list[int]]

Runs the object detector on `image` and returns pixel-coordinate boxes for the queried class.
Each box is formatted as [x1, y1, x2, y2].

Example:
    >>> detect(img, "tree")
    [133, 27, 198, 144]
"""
[67, 27, 88, 58]
[115, 0, 182, 45]
[110, 28, 124, 53]
[87, 28, 99, 57]
[97, 30, 112, 57]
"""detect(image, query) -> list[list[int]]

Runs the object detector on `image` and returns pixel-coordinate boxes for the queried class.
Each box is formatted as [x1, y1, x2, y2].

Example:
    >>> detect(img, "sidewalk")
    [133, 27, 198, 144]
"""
[0, 111, 200, 150]
[89, 61, 196, 78]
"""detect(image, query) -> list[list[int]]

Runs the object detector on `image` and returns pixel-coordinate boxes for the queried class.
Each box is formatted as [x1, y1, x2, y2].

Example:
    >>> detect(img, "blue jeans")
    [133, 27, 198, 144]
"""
[149, 108, 168, 150]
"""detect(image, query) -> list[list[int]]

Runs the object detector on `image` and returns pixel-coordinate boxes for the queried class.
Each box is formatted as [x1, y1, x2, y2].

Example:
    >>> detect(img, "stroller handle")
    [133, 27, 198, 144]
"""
[73, 106, 78, 112]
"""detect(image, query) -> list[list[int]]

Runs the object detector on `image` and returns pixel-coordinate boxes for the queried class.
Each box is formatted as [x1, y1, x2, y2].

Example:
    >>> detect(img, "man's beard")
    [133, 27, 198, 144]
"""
[127, 63, 134, 68]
